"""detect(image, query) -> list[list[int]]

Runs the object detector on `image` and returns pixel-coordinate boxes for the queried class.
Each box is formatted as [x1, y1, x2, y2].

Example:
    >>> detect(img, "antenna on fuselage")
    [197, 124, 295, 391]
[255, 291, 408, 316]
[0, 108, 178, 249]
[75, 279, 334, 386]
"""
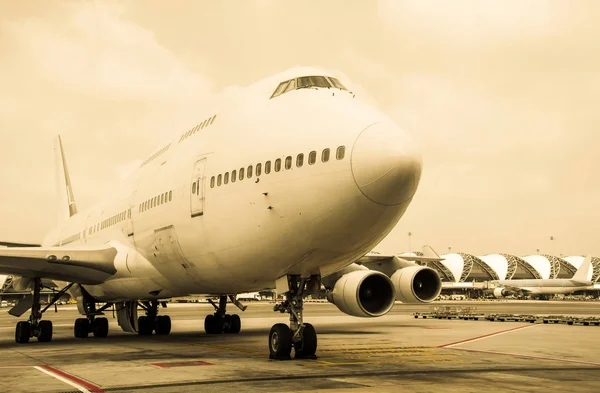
[56, 135, 78, 218]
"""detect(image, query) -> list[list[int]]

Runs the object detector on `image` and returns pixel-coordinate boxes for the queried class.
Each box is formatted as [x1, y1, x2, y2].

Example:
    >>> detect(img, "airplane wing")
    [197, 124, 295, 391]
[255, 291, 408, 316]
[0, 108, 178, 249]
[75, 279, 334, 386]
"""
[0, 244, 118, 285]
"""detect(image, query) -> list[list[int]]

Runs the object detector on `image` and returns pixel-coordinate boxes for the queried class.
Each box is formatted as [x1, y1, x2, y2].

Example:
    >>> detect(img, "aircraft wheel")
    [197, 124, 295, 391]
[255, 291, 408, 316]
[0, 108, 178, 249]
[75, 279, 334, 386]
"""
[294, 323, 317, 359]
[37, 320, 53, 342]
[204, 314, 223, 334]
[229, 314, 241, 334]
[92, 318, 109, 338]
[155, 316, 171, 335]
[138, 316, 154, 335]
[15, 321, 31, 344]
[74, 318, 90, 338]
[269, 323, 292, 360]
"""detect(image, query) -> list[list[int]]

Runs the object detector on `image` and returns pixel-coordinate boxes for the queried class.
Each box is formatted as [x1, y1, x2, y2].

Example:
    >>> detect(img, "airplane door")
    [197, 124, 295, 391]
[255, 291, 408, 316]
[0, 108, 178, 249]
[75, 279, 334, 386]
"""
[152, 226, 192, 283]
[190, 158, 207, 217]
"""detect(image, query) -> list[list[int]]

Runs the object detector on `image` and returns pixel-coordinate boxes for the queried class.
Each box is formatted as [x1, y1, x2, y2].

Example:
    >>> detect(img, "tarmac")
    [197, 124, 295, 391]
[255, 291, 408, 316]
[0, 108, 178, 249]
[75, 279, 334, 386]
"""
[0, 300, 599, 392]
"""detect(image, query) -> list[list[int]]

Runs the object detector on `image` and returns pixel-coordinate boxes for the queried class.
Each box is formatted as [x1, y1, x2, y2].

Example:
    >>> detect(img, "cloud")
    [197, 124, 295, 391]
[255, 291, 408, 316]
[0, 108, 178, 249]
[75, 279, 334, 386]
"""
[378, 0, 558, 45]
[6, 2, 211, 101]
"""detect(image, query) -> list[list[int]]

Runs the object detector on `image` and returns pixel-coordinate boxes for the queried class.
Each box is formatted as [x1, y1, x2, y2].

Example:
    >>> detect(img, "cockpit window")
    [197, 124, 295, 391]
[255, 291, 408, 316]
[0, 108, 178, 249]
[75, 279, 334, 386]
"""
[270, 75, 348, 99]
[297, 76, 331, 89]
[328, 77, 347, 90]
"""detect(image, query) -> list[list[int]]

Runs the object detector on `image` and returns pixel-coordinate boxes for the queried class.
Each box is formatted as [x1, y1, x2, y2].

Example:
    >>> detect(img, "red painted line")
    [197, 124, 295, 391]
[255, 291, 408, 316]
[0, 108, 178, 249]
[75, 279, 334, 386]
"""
[438, 324, 537, 348]
[39, 365, 105, 392]
[448, 347, 600, 367]
[152, 360, 213, 368]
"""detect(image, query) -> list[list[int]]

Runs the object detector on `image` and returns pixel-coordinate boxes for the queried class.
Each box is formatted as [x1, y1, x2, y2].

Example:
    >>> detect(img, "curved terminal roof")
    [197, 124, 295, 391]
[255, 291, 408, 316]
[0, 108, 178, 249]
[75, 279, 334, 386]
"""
[521, 255, 559, 279]
[479, 254, 516, 280]
[440, 253, 499, 282]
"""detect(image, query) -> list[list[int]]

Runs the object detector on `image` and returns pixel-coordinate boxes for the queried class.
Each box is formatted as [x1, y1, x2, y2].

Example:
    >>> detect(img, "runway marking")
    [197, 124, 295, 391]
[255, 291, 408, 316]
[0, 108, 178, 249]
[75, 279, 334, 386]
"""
[439, 324, 539, 348]
[446, 348, 600, 367]
[34, 365, 105, 393]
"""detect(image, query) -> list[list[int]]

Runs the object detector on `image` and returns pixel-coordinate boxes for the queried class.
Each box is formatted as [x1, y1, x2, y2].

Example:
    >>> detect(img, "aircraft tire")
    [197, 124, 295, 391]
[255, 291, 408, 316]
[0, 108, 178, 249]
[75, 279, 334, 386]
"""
[37, 320, 53, 342]
[204, 314, 223, 334]
[138, 316, 154, 335]
[74, 318, 89, 338]
[268, 323, 292, 360]
[294, 323, 317, 359]
[15, 321, 31, 344]
[155, 316, 171, 335]
[92, 318, 109, 338]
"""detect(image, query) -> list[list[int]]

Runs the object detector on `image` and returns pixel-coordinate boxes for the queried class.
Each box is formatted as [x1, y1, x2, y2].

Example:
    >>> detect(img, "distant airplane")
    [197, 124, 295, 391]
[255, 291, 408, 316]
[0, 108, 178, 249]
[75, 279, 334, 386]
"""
[489, 256, 596, 298]
[0, 67, 442, 360]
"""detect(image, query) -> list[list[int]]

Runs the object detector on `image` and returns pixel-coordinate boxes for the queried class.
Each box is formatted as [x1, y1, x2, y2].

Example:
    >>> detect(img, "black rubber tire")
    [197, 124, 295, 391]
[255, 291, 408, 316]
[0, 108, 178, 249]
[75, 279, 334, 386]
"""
[229, 314, 241, 334]
[294, 323, 317, 359]
[92, 318, 109, 338]
[138, 316, 154, 335]
[37, 320, 53, 342]
[155, 316, 171, 335]
[15, 321, 31, 344]
[204, 314, 223, 334]
[74, 318, 90, 338]
[269, 323, 292, 360]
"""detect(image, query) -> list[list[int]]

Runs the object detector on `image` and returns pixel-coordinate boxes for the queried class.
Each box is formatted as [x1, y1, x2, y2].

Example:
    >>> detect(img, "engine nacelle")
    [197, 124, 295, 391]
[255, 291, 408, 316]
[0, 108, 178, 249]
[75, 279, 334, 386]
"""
[391, 265, 442, 303]
[327, 270, 395, 317]
[493, 287, 507, 298]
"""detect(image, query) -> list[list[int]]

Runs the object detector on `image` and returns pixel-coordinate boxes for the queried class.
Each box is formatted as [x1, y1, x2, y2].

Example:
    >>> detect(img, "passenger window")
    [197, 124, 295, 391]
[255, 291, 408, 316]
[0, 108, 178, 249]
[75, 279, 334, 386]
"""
[322, 148, 330, 162]
[308, 151, 316, 165]
[192, 182, 197, 194]
[297, 153, 304, 167]
[247, 165, 253, 178]
[161, 194, 164, 204]
[255, 163, 261, 176]
[217, 174, 222, 186]
[285, 156, 292, 170]
[224, 172, 229, 184]
[265, 161, 271, 174]
[211, 176, 215, 188]
[239, 168, 244, 180]
[336, 146, 345, 160]
[275, 158, 281, 172]
[210, 115, 216, 125]
[169, 191, 172, 201]
[232, 170, 237, 182]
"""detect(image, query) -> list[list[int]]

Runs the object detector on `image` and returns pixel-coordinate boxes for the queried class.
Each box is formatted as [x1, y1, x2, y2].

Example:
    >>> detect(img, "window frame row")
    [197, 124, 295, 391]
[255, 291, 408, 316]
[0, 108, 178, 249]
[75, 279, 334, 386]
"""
[140, 190, 173, 213]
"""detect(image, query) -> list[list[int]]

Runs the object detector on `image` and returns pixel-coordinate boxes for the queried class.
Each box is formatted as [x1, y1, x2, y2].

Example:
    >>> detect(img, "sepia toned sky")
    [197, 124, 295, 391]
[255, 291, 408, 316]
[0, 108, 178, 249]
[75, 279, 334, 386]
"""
[0, 0, 598, 256]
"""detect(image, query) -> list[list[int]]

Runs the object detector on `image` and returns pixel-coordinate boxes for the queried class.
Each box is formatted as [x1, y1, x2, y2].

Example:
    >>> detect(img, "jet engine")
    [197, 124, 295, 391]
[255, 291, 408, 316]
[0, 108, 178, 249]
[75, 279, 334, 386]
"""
[327, 269, 395, 318]
[391, 265, 442, 303]
[493, 287, 507, 298]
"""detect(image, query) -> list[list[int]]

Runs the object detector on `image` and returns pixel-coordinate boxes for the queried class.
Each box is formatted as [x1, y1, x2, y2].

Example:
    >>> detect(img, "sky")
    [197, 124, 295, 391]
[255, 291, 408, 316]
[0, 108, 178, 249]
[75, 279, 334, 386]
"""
[0, 0, 598, 257]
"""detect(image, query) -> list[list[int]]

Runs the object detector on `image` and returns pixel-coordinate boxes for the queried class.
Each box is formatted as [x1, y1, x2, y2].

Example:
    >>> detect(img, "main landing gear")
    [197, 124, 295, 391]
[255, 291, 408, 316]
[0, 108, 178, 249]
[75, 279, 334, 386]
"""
[73, 297, 113, 339]
[269, 275, 319, 360]
[137, 300, 171, 336]
[204, 295, 244, 334]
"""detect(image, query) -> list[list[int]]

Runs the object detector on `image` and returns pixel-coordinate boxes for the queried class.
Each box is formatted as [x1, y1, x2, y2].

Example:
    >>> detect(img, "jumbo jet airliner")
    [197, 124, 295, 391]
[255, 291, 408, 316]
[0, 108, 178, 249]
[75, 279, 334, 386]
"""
[490, 256, 596, 298]
[0, 67, 441, 360]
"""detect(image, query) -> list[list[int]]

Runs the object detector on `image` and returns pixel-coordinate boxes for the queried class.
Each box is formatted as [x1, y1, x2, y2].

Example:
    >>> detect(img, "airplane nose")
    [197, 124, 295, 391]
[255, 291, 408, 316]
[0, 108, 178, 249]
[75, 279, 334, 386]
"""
[351, 122, 422, 206]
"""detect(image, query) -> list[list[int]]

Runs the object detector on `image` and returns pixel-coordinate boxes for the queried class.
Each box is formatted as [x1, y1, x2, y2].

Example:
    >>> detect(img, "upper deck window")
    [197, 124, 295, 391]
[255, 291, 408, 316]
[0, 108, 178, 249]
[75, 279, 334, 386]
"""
[270, 75, 348, 99]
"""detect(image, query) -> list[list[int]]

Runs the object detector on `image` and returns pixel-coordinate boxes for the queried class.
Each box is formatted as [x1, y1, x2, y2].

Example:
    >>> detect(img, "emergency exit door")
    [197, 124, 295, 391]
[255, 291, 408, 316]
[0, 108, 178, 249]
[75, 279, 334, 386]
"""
[190, 158, 207, 217]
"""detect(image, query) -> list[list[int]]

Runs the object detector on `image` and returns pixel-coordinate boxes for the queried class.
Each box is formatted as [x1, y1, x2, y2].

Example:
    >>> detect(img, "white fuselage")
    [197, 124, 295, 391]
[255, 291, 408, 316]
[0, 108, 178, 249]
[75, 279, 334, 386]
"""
[41, 68, 422, 302]
[495, 279, 595, 295]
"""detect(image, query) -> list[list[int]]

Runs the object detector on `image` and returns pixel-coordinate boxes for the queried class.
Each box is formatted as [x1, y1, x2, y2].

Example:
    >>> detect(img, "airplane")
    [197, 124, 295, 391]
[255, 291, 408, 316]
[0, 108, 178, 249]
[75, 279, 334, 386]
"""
[489, 256, 596, 298]
[0, 67, 442, 360]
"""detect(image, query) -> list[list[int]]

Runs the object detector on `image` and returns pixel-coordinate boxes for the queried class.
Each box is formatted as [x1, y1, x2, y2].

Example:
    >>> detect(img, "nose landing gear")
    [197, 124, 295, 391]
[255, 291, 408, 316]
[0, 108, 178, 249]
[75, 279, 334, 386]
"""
[269, 275, 319, 360]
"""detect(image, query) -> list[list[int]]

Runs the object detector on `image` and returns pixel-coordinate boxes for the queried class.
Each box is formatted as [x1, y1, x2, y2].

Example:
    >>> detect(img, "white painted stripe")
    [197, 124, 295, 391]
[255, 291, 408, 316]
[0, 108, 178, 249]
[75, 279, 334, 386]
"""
[34, 366, 91, 393]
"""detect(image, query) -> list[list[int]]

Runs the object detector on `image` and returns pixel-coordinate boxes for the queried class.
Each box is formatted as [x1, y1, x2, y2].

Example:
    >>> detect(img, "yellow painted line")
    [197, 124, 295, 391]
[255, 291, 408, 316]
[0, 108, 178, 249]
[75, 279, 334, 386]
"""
[302, 358, 463, 367]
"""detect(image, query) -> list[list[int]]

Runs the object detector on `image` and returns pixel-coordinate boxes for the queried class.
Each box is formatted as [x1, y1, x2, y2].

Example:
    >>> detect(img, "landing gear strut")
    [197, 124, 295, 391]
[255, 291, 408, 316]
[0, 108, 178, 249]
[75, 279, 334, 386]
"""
[15, 278, 54, 344]
[204, 295, 242, 334]
[269, 275, 319, 360]
[137, 300, 171, 335]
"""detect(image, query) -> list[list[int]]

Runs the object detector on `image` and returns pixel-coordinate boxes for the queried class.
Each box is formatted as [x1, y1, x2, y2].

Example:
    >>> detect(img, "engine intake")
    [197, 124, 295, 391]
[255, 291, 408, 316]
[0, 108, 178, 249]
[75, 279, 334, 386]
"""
[391, 266, 441, 303]
[327, 270, 395, 317]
